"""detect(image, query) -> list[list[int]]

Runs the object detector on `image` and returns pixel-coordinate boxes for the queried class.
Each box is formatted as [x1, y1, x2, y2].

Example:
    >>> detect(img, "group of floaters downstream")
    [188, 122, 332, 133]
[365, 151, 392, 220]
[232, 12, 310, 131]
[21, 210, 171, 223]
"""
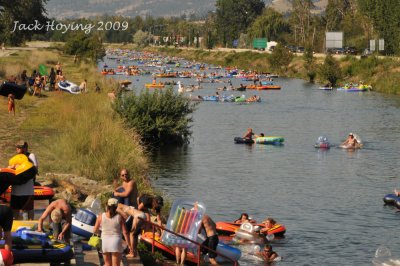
[319, 82, 372, 91]
[234, 128, 364, 150]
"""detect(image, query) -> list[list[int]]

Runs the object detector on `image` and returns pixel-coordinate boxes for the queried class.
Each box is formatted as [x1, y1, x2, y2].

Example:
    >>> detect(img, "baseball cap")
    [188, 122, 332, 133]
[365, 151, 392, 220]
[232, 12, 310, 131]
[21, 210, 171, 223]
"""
[349, 133, 354, 136]
[51, 209, 62, 223]
[107, 198, 119, 206]
[15, 140, 27, 149]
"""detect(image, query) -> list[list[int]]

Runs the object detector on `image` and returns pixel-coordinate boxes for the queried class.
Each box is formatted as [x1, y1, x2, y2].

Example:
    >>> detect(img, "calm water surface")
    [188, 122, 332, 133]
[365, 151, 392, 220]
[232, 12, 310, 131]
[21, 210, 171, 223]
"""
[102, 57, 400, 265]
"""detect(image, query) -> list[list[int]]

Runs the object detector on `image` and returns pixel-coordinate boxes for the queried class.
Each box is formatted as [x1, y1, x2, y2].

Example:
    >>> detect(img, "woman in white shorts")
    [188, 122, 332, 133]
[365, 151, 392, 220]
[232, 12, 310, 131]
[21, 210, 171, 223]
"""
[93, 198, 130, 266]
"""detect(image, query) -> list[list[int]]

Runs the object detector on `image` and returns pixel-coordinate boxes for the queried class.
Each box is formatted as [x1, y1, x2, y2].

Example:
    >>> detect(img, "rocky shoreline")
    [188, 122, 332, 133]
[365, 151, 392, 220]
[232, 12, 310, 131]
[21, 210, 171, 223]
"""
[37, 173, 113, 210]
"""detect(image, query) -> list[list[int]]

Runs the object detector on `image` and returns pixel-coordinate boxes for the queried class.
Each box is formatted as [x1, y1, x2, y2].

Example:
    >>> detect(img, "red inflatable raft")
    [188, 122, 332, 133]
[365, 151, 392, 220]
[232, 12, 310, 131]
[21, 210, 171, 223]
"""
[1, 186, 55, 202]
[216, 221, 286, 237]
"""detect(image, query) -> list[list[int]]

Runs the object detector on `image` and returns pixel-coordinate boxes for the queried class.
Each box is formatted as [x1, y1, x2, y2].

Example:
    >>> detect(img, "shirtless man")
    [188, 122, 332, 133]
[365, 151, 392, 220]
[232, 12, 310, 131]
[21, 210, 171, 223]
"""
[117, 194, 153, 258]
[37, 199, 72, 242]
[257, 244, 279, 262]
[201, 215, 219, 265]
[341, 133, 359, 148]
[55, 62, 62, 76]
[243, 128, 254, 140]
[113, 169, 138, 208]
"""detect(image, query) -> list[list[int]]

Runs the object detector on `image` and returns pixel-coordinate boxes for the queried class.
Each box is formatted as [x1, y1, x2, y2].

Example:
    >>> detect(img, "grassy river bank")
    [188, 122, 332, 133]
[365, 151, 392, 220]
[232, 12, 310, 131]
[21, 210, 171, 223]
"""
[0, 44, 153, 206]
[147, 46, 400, 95]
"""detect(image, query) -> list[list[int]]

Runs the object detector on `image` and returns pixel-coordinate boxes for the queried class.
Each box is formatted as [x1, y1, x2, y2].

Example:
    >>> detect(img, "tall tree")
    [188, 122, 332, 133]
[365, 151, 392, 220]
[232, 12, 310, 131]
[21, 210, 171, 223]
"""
[0, 0, 48, 45]
[358, 0, 400, 54]
[215, 0, 265, 47]
[289, 0, 315, 45]
[64, 32, 105, 61]
[247, 7, 290, 41]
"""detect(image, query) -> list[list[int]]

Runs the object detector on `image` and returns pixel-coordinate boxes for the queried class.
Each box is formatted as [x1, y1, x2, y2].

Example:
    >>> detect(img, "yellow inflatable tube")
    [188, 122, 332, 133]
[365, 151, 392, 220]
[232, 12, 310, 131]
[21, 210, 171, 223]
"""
[8, 154, 34, 175]
[11, 220, 49, 232]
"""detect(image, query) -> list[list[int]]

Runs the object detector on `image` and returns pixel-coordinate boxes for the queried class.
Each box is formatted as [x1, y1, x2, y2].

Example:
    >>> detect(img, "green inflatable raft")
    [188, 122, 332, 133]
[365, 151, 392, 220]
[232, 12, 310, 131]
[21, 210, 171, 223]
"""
[255, 136, 284, 145]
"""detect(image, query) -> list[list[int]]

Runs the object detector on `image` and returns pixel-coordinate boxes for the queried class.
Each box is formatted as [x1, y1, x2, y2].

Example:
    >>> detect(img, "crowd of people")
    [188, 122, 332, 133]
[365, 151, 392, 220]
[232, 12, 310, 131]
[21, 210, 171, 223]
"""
[0, 129, 279, 264]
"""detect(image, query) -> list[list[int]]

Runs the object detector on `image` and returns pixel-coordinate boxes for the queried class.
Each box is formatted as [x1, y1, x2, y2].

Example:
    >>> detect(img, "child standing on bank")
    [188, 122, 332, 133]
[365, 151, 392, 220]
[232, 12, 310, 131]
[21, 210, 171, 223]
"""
[8, 94, 15, 116]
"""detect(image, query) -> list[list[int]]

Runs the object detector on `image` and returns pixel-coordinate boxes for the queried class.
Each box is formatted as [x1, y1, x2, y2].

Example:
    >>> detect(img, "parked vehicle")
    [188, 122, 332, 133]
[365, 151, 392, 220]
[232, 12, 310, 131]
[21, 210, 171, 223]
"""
[296, 46, 305, 53]
[344, 46, 358, 55]
[286, 45, 297, 53]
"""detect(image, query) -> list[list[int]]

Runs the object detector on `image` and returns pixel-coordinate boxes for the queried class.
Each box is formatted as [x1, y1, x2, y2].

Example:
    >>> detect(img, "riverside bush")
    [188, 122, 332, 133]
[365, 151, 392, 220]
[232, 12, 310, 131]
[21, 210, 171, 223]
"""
[21, 93, 149, 186]
[319, 54, 342, 86]
[113, 87, 197, 146]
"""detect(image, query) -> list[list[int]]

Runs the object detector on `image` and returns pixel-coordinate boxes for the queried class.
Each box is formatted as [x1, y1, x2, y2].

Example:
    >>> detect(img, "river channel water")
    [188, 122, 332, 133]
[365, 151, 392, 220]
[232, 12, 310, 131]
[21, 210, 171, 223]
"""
[101, 55, 400, 265]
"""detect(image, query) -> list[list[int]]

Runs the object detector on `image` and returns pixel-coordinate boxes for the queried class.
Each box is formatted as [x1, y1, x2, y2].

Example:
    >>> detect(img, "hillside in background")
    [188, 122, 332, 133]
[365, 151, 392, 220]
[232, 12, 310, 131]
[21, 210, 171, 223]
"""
[46, 0, 327, 19]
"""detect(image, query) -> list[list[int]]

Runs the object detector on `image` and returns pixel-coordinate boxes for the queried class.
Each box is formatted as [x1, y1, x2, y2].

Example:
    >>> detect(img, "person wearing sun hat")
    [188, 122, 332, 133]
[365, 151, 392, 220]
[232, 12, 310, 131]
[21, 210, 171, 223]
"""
[37, 199, 72, 243]
[92, 197, 130, 266]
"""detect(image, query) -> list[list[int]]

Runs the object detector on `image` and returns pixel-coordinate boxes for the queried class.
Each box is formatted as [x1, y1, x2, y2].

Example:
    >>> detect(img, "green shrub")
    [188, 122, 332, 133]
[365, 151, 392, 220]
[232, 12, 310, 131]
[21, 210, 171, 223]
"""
[64, 32, 105, 61]
[268, 44, 293, 73]
[113, 87, 197, 146]
[319, 54, 342, 86]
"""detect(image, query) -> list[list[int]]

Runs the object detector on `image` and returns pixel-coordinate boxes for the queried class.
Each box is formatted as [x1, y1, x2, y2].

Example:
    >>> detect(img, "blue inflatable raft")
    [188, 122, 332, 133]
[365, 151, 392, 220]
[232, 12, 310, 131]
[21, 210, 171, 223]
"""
[0, 229, 74, 264]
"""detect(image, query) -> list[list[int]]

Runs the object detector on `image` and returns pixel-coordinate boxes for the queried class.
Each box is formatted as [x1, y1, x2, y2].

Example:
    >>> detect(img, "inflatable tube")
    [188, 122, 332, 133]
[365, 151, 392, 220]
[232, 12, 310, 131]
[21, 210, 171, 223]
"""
[337, 87, 368, 92]
[202, 96, 219, 101]
[383, 194, 398, 205]
[261, 81, 274, 86]
[145, 83, 165, 89]
[161, 199, 206, 249]
[0, 82, 27, 100]
[234, 96, 246, 103]
[197, 234, 241, 263]
[315, 142, 330, 148]
[233, 223, 264, 244]
[234, 137, 254, 144]
[315, 136, 330, 149]
[0, 157, 36, 195]
[141, 232, 240, 265]
[2, 186, 55, 202]
[319, 87, 334, 90]
[8, 154, 34, 175]
[11, 220, 48, 232]
[255, 136, 284, 145]
[72, 208, 97, 239]
[220, 95, 235, 102]
[383, 193, 400, 209]
[58, 81, 81, 94]
[339, 143, 362, 149]
[216, 221, 286, 237]
[257, 85, 281, 90]
[234, 229, 264, 244]
[265, 223, 286, 237]
[0, 230, 73, 264]
[216, 221, 241, 235]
